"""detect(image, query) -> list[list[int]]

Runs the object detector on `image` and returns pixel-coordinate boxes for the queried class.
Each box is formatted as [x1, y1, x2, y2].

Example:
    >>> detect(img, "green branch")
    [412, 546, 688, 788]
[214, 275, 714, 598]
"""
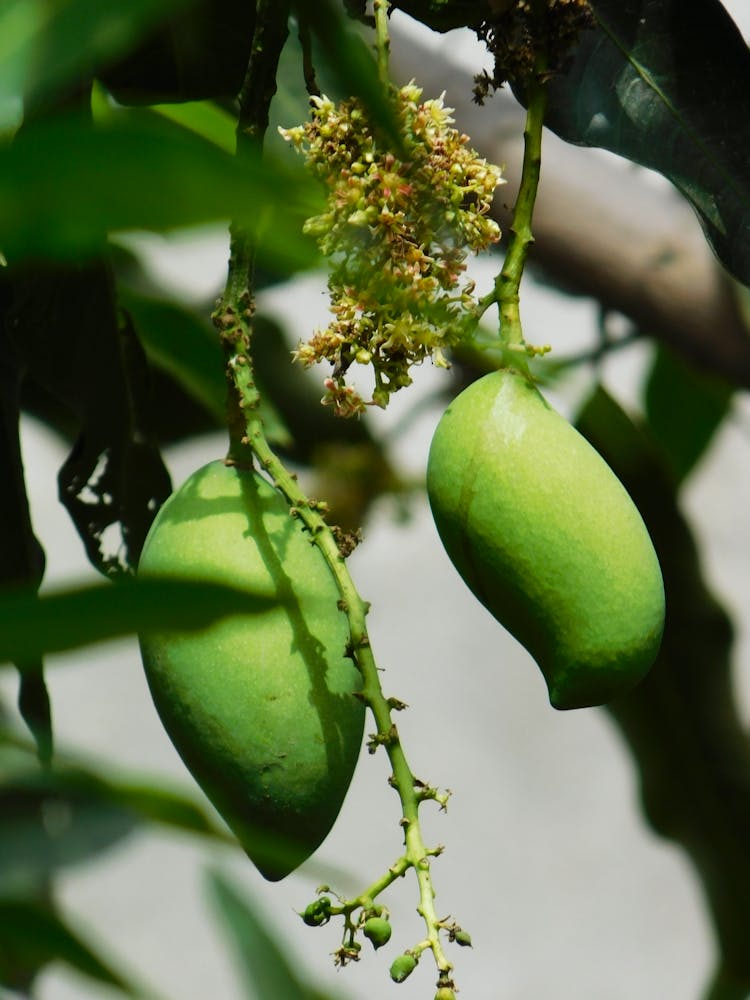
[374, 0, 391, 84]
[490, 55, 549, 370]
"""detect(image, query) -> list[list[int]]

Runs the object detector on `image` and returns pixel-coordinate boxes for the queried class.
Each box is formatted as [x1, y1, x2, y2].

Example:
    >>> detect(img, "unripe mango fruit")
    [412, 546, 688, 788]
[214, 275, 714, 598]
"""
[426, 369, 665, 709]
[138, 460, 364, 879]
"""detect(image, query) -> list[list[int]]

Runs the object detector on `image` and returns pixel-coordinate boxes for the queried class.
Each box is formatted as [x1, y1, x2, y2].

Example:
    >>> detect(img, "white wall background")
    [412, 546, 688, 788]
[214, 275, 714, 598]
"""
[3, 5, 750, 1000]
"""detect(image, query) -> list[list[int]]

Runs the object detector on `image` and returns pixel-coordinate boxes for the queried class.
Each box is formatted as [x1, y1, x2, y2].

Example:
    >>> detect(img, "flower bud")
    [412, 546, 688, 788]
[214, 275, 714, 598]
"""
[302, 896, 332, 927]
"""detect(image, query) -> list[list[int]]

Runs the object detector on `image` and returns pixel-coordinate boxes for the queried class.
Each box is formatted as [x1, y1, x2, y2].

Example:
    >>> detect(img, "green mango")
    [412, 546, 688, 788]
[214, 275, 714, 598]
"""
[426, 369, 665, 710]
[138, 460, 364, 879]
[363, 916, 392, 950]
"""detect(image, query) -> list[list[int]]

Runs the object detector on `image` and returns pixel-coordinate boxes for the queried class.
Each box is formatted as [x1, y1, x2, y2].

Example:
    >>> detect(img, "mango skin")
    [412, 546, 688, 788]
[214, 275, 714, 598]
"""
[426, 370, 665, 709]
[138, 460, 364, 879]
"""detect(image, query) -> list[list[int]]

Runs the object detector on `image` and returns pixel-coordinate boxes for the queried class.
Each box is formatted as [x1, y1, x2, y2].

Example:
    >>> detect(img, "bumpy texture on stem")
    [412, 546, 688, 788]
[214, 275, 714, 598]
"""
[214, 0, 457, 985]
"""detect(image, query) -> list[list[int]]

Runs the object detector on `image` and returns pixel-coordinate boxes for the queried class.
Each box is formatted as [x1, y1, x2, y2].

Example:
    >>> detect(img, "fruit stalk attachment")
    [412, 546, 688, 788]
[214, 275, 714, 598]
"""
[478, 28, 550, 367]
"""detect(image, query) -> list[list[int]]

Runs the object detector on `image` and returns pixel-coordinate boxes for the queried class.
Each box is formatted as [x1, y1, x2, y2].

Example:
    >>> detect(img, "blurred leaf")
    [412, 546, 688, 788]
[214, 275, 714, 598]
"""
[293, 0, 404, 155]
[206, 869, 312, 1000]
[704, 967, 750, 1000]
[8, 260, 173, 577]
[1, 269, 51, 761]
[152, 99, 237, 153]
[16, 665, 53, 765]
[0, 738, 360, 890]
[542, 0, 750, 285]
[0, 746, 236, 894]
[99, 0, 255, 106]
[0, 897, 146, 996]
[118, 288, 226, 424]
[576, 387, 750, 990]
[0, 783, 138, 897]
[119, 289, 292, 449]
[644, 343, 733, 484]
[0, 110, 321, 270]
[0, 0, 197, 111]
[95, 84, 239, 153]
[0, 577, 275, 664]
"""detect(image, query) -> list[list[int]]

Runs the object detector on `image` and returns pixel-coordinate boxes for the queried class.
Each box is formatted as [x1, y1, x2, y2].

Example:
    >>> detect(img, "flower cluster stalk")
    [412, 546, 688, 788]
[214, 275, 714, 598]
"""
[215, 1, 454, 986]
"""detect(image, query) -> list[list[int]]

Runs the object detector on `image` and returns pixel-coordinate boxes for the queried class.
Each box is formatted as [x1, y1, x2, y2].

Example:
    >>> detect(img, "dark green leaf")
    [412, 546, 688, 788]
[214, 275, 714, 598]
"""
[0, 897, 146, 996]
[644, 343, 733, 484]
[389, 0, 490, 32]
[0, 577, 275, 664]
[543, 0, 750, 285]
[1, 270, 52, 760]
[0, 110, 321, 269]
[207, 869, 312, 1000]
[576, 387, 750, 987]
[99, 0, 256, 106]
[0, 0, 197, 111]
[119, 288, 226, 423]
[8, 260, 173, 577]
[17, 664, 53, 765]
[120, 289, 295, 447]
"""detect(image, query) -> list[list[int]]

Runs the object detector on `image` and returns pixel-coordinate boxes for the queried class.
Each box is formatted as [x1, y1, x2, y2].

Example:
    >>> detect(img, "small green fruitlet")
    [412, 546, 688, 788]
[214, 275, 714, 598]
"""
[390, 953, 418, 983]
[427, 369, 665, 709]
[363, 916, 392, 949]
[138, 461, 364, 879]
[434, 988, 457, 1000]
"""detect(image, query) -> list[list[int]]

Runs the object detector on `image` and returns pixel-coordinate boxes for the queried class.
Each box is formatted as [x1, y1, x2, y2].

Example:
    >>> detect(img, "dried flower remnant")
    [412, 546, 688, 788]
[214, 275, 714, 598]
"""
[280, 83, 504, 415]
[473, 0, 594, 101]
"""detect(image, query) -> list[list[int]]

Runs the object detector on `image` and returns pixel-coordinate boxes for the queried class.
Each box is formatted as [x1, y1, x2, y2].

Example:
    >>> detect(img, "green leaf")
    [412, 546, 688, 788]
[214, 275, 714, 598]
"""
[206, 869, 312, 1000]
[0, 577, 275, 664]
[542, 0, 750, 285]
[119, 289, 227, 424]
[120, 289, 294, 447]
[151, 99, 237, 153]
[644, 343, 733, 485]
[0, 0, 197, 111]
[0, 110, 321, 270]
[0, 897, 146, 996]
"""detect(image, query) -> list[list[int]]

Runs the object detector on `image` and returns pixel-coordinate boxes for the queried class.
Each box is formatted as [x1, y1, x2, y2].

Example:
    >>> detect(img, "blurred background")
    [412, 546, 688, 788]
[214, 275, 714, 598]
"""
[3, 5, 750, 1000]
